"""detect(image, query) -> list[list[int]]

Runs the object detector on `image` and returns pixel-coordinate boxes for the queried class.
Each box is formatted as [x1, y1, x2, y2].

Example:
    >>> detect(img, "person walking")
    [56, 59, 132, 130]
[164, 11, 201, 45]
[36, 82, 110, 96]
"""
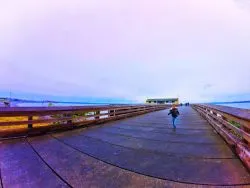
[168, 104, 180, 129]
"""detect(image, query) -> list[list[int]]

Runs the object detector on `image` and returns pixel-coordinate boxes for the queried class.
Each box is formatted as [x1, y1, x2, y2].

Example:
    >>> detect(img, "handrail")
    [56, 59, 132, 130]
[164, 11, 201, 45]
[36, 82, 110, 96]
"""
[200, 104, 250, 121]
[192, 104, 250, 169]
[0, 104, 169, 138]
[0, 105, 152, 117]
[193, 104, 250, 143]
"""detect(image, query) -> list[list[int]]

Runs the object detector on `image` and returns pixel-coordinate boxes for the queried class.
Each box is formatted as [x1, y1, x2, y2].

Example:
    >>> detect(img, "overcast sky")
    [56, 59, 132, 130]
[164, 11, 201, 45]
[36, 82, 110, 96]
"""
[0, 0, 250, 103]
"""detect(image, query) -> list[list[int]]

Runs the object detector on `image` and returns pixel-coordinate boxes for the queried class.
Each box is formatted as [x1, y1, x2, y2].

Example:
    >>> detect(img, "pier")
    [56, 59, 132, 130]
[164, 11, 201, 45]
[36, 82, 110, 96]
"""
[0, 104, 249, 187]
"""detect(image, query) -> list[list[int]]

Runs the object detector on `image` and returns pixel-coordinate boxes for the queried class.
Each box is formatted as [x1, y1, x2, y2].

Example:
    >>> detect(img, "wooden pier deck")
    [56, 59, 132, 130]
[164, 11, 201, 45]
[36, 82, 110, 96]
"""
[0, 106, 250, 187]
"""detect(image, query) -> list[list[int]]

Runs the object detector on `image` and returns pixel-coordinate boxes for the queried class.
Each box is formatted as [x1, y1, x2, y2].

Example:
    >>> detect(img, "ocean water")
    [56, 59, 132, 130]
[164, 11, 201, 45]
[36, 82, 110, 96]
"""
[10, 102, 110, 107]
[1, 101, 250, 110]
[218, 102, 250, 110]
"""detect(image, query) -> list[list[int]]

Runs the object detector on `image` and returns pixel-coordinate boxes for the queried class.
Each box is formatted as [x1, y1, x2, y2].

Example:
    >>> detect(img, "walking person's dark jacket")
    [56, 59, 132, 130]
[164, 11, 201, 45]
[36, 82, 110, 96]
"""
[168, 108, 180, 118]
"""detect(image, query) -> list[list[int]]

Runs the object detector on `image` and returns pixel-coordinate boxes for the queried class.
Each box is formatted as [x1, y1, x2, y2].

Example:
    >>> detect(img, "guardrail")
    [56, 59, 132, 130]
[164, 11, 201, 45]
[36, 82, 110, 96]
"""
[192, 104, 250, 170]
[0, 104, 169, 138]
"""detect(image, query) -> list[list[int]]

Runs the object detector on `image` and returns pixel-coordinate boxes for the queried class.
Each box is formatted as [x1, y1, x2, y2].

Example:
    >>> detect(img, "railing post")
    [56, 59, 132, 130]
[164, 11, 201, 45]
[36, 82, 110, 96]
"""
[95, 110, 100, 120]
[109, 109, 115, 117]
[67, 115, 72, 124]
[28, 116, 33, 129]
[63, 113, 72, 124]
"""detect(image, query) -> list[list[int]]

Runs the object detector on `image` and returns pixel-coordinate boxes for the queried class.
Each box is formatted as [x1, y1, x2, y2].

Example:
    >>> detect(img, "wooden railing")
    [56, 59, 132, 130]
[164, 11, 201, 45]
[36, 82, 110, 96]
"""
[192, 104, 250, 169]
[0, 104, 169, 138]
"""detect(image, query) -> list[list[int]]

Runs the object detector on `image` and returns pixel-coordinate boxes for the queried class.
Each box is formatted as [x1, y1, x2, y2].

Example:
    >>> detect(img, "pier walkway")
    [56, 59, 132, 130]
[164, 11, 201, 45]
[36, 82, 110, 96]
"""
[0, 106, 250, 187]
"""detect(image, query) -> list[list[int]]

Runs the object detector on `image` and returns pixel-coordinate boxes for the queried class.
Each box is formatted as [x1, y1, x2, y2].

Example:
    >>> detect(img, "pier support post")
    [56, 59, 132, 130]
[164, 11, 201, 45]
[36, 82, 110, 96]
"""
[95, 111, 100, 120]
[28, 116, 33, 129]
[109, 109, 115, 117]
[64, 114, 72, 124]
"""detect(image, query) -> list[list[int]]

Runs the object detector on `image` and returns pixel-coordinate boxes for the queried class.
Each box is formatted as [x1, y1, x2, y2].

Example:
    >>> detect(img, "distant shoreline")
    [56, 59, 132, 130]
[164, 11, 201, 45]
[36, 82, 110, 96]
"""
[210, 100, 250, 104]
[1, 97, 250, 106]
[0, 97, 133, 105]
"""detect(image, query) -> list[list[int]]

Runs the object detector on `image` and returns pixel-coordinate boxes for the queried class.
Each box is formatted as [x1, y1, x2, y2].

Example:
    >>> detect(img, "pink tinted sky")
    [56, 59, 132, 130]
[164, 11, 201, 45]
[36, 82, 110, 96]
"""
[0, 0, 250, 102]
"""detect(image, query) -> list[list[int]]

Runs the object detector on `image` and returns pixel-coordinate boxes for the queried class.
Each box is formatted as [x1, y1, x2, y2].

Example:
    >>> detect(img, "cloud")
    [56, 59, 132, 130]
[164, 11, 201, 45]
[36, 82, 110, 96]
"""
[203, 84, 213, 90]
[234, 0, 250, 11]
[0, 0, 250, 103]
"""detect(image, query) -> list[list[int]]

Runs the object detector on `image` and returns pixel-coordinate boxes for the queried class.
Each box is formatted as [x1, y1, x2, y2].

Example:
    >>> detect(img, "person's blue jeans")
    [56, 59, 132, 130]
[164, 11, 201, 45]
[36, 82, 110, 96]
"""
[172, 116, 177, 128]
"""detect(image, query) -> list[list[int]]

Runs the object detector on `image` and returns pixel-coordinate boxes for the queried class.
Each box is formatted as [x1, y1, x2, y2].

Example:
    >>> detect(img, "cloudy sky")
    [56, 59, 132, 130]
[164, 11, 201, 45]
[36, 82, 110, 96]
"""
[0, 0, 250, 103]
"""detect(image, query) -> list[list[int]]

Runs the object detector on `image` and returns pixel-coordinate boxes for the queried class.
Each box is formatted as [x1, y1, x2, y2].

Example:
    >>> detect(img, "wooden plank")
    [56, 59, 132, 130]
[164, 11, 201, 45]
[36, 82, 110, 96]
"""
[0, 139, 68, 187]
[0, 117, 73, 126]
[53, 106, 250, 186]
